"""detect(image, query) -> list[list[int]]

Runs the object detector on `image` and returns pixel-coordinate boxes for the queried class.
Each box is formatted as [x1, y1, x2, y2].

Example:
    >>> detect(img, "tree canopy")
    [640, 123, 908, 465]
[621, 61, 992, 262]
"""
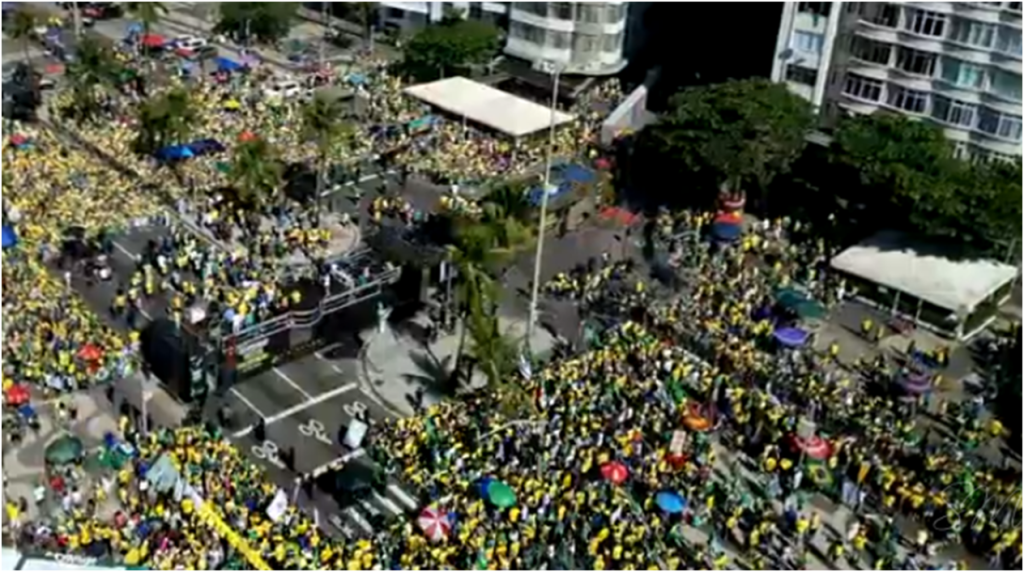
[214, 2, 298, 44]
[401, 17, 502, 82]
[638, 79, 816, 208]
[133, 88, 197, 156]
[828, 114, 1022, 256]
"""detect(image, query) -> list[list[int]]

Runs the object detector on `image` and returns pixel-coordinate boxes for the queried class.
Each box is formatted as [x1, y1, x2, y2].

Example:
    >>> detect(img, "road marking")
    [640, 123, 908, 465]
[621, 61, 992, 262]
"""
[320, 170, 398, 197]
[273, 366, 314, 401]
[387, 483, 419, 510]
[347, 507, 374, 535]
[230, 387, 267, 419]
[112, 240, 140, 261]
[372, 490, 404, 516]
[231, 382, 359, 437]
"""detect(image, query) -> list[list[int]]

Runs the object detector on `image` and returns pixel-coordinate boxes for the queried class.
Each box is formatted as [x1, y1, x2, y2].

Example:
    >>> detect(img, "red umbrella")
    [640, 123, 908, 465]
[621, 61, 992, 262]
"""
[666, 453, 688, 469]
[9, 134, 27, 146]
[4, 384, 30, 406]
[140, 33, 167, 49]
[600, 462, 629, 485]
[714, 211, 743, 225]
[790, 434, 833, 460]
[238, 130, 258, 142]
[77, 344, 103, 362]
[417, 507, 451, 542]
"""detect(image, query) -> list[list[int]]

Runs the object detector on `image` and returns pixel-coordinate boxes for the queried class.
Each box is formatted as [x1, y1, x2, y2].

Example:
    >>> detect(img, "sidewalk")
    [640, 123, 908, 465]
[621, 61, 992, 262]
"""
[361, 314, 556, 417]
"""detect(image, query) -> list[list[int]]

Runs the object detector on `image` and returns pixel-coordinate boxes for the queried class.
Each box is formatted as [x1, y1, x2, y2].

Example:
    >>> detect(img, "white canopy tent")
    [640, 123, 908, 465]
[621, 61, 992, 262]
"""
[830, 231, 1018, 339]
[403, 76, 576, 138]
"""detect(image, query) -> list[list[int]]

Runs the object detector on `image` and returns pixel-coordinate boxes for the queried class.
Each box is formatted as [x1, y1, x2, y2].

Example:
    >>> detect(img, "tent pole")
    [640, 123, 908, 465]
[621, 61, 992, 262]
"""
[913, 298, 923, 327]
[891, 290, 900, 318]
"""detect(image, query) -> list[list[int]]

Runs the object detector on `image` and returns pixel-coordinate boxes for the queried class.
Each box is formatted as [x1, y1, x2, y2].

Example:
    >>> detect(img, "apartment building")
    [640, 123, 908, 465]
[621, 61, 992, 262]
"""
[378, 1, 633, 75]
[772, 2, 1022, 160]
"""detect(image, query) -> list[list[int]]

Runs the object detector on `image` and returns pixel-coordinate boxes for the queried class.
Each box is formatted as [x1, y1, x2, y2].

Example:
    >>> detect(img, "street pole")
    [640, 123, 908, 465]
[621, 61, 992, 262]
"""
[525, 62, 561, 354]
[71, 0, 82, 38]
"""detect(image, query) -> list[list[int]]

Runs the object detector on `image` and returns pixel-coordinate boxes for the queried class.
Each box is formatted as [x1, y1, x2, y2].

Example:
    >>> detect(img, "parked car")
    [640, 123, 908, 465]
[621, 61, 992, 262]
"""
[173, 35, 208, 52]
[264, 78, 301, 100]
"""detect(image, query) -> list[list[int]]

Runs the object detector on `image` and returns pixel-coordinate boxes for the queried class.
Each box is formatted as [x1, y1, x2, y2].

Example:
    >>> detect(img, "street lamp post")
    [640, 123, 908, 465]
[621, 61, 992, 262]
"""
[525, 60, 562, 354]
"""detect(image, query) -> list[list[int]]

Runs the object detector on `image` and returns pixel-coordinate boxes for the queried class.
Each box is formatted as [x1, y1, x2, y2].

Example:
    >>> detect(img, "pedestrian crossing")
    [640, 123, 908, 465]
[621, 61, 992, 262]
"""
[322, 481, 423, 541]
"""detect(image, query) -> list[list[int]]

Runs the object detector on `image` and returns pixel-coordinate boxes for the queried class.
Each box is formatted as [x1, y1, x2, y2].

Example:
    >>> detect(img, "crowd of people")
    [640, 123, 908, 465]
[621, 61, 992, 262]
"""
[5, 23, 1017, 571]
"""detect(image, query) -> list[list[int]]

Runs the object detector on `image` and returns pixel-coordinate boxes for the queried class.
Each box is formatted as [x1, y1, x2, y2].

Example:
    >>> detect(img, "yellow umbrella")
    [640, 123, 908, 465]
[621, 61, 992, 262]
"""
[224, 99, 242, 111]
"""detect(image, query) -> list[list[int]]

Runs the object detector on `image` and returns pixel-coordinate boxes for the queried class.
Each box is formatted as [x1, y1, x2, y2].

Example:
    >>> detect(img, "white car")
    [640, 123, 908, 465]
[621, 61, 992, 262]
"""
[173, 35, 207, 52]
[264, 79, 301, 100]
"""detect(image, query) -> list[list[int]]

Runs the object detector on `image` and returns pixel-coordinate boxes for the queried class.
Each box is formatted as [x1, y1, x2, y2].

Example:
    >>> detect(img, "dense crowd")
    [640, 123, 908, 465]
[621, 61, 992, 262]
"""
[5, 27, 1017, 572]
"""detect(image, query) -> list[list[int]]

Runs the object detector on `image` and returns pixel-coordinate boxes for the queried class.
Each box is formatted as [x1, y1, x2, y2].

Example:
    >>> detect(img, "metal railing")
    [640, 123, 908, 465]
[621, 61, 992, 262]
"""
[222, 264, 402, 349]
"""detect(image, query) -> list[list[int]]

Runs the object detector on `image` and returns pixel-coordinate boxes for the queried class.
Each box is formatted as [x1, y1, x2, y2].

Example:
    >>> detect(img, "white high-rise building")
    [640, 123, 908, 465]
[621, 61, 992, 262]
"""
[378, 2, 631, 76]
[772, 2, 1022, 161]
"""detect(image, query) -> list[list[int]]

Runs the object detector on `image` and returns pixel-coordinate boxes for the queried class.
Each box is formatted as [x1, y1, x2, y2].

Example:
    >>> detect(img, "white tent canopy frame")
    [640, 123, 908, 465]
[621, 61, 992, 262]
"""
[830, 231, 1018, 339]
[403, 76, 576, 139]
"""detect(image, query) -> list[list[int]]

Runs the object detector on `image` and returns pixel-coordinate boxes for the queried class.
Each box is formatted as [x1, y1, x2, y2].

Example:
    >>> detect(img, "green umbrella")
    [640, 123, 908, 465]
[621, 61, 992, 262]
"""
[44, 435, 84, 466]
[215, 161, 231, 174]
[794, 300, 826, 320]
[775, 287, 807, 310]
[487, 480, 517, 508]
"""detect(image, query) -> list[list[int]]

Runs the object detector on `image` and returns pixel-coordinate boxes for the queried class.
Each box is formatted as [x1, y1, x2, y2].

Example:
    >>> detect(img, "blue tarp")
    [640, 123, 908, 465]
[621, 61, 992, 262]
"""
[154, 145, 194, 161]
[2, 225, 18, 249]
[407, 115, 436, 132]
[525, 163, 596, 207]
[346, 73, 367, 86]
[560, 163, 596, 185]
[187, 138, 225, 156]
[214, 56, 243, 73]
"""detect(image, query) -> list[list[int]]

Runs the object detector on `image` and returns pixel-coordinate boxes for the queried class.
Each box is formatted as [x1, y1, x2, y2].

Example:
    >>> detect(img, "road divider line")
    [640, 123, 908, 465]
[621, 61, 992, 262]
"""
[230, 388, 267, 420]
[112, 241, 140, 261]
[387, 483, 419, 510]
[308, 448, 367, 479]
[273, 367, 314, 401]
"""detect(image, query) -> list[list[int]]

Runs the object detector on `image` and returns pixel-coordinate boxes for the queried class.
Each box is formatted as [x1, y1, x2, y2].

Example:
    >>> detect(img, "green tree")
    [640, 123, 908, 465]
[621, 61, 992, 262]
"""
[830, 114, 1022, 254]
[123, 2, 167, 68]
[345, 2, 376, 44]
[215, 2, 298, 44]
[301, 92, 353, 224]
[64, 34, 120, 122]
[639, 79, 815, 208]
[133, 87, 197, 156]
[8, 6, 40, 70]
[229, 138, 285, 220]
[401, 18, 501, 81]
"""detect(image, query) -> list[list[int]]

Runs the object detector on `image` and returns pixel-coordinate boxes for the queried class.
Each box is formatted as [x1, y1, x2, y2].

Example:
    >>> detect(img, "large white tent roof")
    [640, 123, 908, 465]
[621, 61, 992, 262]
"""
[830, 231, 1018, 313]
[403, 76, 576, 138]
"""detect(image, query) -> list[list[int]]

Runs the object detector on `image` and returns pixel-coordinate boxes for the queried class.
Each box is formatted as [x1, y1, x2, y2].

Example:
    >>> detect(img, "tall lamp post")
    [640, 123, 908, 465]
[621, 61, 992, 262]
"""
[525, 59, 562, 355]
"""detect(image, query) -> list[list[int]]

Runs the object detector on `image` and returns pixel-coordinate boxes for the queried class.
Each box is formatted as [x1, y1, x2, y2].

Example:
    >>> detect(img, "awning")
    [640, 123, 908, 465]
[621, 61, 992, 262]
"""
[154, 145, 193, 161]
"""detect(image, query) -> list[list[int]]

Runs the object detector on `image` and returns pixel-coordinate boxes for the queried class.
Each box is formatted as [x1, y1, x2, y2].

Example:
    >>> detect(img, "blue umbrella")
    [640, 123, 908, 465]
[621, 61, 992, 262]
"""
[773, 327, 810, 348]
[560, 163, 596, 184]
[475, 477, 495, 499]
[1, 225, 18, 249]
[214, 56, 243, 73]
[655, 491, 686, 514]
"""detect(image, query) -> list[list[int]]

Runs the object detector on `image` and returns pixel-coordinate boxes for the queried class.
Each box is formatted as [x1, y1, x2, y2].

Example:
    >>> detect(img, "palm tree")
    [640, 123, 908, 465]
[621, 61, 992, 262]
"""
[301, 92, 352, 225]
[229, 138, 284, 228]
[65, 34, 120, 122]
[8, 7, 39, 70]
[123, 2, 168, 70]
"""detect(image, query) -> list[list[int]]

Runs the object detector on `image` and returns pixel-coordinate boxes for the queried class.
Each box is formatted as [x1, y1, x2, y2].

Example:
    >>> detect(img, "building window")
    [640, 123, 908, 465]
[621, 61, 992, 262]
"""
[549, 30, 571, 50]
[1010, 2, 1022, 12]
[906, 9, 947, 37]
[606, 3, 625, 23]
[386, 7, 405, 19]
[996, 27, 1023, 56]
[550, 2, 573, 20]
[990, 70, 1023, 101]
[949, 18, 995, 48]
[577, 3, 605, 24]
[574, 32, 601, 53]
[887, 85, 928, 113]
[786, 64, 818, 86]
[942, 58, 986, 88]
[791, 31, 824, 55]
[520, 3, 548, 18]
[861, 3, 901, 27]
[932, 95, 977, 127]
[511, 21, 546, 44]
[895, 47, 937, 76]
[797, 2, 831, 17]
[978, 108, 1023, 140]
[843, 74, 884, 101]
[603, 32, 623, 53]
[850, 37, 892, 65]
